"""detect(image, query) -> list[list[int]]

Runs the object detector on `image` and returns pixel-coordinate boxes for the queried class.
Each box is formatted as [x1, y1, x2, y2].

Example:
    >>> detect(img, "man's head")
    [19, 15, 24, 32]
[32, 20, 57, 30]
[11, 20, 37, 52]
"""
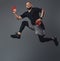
[25, 1, 32, 10]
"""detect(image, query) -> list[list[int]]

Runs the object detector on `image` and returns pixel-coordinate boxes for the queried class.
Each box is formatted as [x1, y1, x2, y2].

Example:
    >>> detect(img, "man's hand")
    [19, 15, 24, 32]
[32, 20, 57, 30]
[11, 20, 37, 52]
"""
[35, 18, 42, 26]
[11, 6, 17, 14]
[12, 9, 16, 14]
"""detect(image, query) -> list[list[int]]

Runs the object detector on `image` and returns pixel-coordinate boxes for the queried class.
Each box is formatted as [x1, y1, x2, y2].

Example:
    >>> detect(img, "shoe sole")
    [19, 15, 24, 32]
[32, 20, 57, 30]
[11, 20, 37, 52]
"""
[10, 35, 20, 39]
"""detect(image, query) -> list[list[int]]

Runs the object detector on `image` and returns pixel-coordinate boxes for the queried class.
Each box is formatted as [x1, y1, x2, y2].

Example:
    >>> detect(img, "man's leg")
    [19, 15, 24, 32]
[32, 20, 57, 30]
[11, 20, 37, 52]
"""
[34, 25, 59, 46]
[38, 35, 59, 46]
[38, 35, 53, 42]
[11, 21, 29, 39]
[34, 25, 52, 42]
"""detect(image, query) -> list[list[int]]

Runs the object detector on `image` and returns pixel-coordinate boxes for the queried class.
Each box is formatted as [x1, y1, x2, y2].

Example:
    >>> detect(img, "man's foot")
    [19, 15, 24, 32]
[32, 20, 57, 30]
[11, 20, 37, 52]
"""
[53, 36, 59, 46]
[10, 33, 21, 39]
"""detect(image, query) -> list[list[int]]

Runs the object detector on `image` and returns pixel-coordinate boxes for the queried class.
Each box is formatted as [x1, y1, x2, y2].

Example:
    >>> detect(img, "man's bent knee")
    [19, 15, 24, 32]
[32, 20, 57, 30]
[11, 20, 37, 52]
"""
[22, 21, 29, 26]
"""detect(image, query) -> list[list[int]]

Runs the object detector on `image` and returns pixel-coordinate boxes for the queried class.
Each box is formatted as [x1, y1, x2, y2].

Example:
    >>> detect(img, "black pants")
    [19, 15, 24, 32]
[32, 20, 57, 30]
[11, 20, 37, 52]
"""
[19, 21, 34, 32]
[19, 21, 53, 42]
[38, 35, 53, 42]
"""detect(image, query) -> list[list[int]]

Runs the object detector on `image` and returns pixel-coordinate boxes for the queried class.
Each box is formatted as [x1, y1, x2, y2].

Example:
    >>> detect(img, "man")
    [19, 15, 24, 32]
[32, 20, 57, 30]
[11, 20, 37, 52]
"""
[11, 1, 59, 46]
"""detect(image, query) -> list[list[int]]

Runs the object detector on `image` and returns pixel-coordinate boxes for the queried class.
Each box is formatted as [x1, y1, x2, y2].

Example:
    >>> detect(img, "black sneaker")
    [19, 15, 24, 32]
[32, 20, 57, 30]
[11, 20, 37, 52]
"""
[10, 33, 21, 39]
[53, 36, 59, 46]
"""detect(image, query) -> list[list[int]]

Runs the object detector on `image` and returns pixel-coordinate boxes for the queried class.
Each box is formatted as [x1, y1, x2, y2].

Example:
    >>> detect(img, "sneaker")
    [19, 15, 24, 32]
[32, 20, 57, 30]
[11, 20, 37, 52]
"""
[10, 33, 21, 39]
[53, 36, 59, 46]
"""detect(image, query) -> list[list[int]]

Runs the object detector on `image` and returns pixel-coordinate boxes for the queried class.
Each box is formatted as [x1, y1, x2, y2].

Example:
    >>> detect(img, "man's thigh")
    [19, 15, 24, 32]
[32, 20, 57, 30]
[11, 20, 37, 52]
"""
[34, 25, 46, 36]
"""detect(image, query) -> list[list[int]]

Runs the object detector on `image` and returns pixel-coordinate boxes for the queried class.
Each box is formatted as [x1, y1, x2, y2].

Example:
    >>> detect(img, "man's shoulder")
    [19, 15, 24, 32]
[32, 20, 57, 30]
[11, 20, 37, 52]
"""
[32, 7, 41, 9]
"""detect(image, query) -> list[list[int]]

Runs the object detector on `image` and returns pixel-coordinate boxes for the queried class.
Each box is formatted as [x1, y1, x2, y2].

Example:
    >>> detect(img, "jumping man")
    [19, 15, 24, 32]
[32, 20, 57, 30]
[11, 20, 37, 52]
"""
[11, 1, 59, 46]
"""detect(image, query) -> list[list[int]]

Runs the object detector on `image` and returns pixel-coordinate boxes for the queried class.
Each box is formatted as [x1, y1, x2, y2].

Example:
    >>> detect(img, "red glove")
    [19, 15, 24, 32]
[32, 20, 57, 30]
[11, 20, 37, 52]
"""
[11, 6, 16, 12]
[35, 19, 42, 26]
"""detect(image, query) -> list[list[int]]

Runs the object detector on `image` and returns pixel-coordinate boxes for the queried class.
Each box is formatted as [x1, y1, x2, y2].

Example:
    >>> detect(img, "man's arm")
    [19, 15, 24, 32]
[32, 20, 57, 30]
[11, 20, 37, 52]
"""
[13, 13, 22, 20]
[35, 8, 45, 26]
[40, 9, 45, 19]
[12, 9, 22, 20]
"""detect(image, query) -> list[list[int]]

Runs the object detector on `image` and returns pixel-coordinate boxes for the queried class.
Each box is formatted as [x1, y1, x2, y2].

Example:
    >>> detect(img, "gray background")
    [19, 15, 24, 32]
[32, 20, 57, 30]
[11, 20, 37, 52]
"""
[0, 0, 60, 61]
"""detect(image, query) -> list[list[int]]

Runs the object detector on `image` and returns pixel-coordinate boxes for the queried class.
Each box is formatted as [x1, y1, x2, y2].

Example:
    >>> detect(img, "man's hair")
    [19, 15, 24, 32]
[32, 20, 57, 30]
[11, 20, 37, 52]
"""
[26, 1, 32, 4]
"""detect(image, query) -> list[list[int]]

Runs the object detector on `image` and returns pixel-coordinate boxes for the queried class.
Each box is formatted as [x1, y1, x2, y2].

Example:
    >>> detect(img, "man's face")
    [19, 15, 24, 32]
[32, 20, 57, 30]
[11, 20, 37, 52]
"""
[26, 2, 32, 10]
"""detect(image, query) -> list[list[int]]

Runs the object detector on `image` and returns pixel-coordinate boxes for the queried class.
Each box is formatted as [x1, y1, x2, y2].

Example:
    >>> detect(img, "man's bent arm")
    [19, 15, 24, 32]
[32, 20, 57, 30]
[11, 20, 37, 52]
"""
[40, 9, 45, 19]
[13, 13, 22, 20]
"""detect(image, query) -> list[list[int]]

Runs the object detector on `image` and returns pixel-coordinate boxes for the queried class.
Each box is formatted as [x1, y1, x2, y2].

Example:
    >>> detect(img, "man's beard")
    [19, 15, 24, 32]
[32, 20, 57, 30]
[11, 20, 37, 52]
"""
[27, 7, 32, 10]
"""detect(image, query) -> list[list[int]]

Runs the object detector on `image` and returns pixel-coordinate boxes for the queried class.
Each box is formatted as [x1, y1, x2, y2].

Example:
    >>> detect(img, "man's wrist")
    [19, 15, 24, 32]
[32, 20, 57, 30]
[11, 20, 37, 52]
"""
[40, 17, 43, 19]
[13, 12, 16, 14]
